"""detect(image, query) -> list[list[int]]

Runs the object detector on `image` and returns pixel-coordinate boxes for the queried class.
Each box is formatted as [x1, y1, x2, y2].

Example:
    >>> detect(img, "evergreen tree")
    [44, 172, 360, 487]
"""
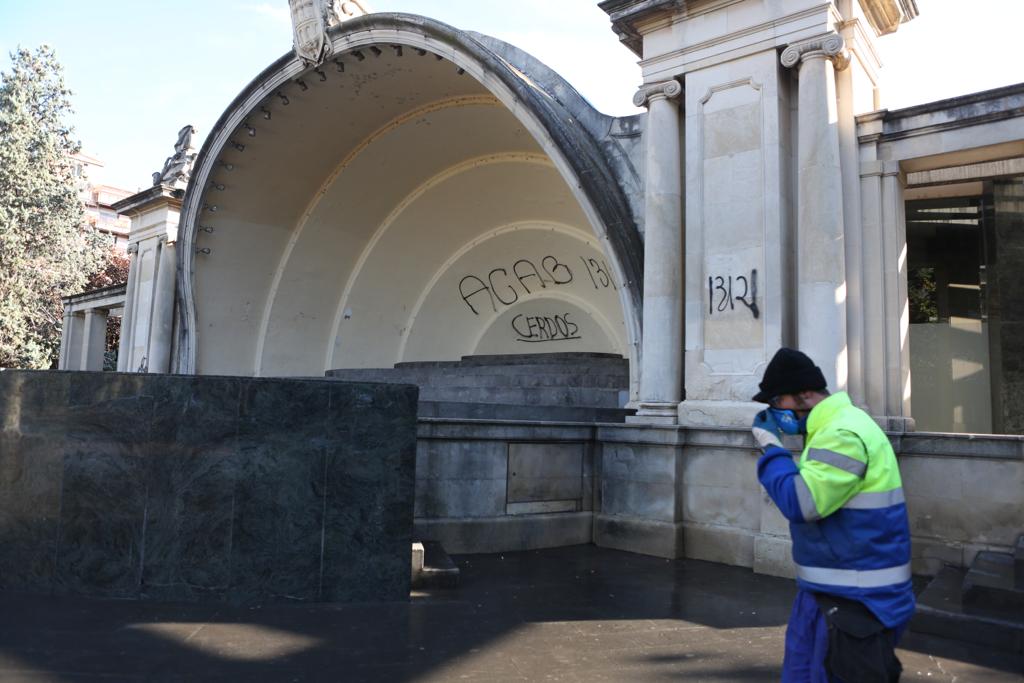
[0, 46, 107, 368]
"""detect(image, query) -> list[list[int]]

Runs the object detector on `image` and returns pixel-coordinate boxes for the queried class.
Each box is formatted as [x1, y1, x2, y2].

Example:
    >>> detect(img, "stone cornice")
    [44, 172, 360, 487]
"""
[858, 0, 919, 37]
[633, 79, 682, 108]
[111, 184, 185, 217]
[856, 82, 1024, 145]
[599, 0, 686, 57]
[780, 33, 850, 72]
[61, 284, 127, 310]
[635, 4, 831, 78]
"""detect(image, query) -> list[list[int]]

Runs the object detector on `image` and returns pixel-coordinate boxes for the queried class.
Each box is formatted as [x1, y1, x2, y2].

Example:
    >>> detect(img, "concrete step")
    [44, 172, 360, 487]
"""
[416, 385, 625, 408]
[326, 353, 630, 411]
[323, 378, 625, 405]
[418, 400, 632, 423]
[963, 551, 1024, 618]
[354, 352, 626, 371]
[457, 352, 626, 366]
[411, 541, 459, 590]
[328, 370, 628, 390]
[393, 360, 622, 370]
[911, 565, 1024, 654]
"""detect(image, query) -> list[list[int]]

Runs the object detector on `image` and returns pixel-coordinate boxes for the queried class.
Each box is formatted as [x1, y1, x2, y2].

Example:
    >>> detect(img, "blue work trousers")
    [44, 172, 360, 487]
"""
[781, 589, 906, 683]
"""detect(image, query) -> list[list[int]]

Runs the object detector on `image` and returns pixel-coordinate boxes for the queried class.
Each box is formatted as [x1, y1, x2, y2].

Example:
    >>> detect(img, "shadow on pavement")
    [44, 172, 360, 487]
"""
[1, 545, 1020, 682]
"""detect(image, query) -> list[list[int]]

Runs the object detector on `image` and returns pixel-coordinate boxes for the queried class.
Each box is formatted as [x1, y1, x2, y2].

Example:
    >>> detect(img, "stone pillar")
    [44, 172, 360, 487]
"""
[879, 168, 911, 423]
[111, 185, 183, 373]
[859, 142, 913, 429]
[631, 79, 683, 425]
[148, 237, 177, 373]
[117, 243, 141, 371]
[781, 34, 850, 393]
[58, 308, 75, 370]
[59, 313, 82, 370]
[677, 49, 788, 428]
[835, 50, 864, 407]
[80, 309, 108, 371]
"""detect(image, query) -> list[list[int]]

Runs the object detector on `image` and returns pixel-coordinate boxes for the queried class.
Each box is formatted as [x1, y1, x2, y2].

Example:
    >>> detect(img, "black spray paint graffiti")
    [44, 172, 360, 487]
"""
[708, 269, 760, 319]
[512, 313, 581, 343]
[459, 255, 617, 315]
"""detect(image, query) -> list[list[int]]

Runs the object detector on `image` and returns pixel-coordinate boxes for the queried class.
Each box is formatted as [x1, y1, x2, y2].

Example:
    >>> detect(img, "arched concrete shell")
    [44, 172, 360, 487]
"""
[177, 13, 643, 382]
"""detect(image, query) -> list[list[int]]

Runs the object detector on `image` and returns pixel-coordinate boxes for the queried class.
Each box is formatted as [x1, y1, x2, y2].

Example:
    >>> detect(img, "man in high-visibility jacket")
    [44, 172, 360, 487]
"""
[751, 348, 914, 682]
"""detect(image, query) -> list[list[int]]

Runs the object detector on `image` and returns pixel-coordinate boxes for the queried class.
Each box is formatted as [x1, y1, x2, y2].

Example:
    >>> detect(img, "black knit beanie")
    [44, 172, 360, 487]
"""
[752, 348, 827, 403]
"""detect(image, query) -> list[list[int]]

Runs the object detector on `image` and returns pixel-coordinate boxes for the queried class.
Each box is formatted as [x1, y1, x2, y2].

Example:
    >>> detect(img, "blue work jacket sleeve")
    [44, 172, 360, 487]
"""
[757, 445, 805, 523]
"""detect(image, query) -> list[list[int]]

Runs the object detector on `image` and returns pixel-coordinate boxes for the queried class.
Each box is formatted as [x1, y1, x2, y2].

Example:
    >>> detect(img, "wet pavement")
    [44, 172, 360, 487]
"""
[0, 545, 1020, 682]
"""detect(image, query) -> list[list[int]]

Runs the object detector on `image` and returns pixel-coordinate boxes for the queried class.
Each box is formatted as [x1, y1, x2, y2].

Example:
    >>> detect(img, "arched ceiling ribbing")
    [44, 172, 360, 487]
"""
[176, 14, 642, 380]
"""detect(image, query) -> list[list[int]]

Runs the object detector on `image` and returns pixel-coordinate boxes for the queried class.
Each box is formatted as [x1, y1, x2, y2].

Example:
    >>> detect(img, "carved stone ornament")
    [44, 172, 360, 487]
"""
[633, 79, 682, 108]
[330, 0, 370, 22]
[290, 0, 330, 66]
[152, 125, 197, 189]
[780, 33, 850, 71]
[290, 0, 371, 66]
[859, 0, 919, 36]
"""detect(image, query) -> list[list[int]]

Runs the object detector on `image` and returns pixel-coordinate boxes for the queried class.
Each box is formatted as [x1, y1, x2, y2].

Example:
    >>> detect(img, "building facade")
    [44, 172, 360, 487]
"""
[71, 151, 133, 250]
[68, 0, 1022, 578]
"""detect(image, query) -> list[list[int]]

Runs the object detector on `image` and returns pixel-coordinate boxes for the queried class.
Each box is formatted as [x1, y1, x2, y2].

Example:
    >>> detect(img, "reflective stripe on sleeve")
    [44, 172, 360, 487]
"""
[796, 562, 912, 588]
[794, 476, 820, 521]
[806, 448, 867, 478]
[843, 488, 905, 510]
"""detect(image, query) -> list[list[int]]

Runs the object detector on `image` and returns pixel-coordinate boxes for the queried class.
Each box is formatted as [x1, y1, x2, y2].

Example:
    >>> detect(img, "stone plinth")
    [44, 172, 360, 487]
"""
[0, 370, 418, 604]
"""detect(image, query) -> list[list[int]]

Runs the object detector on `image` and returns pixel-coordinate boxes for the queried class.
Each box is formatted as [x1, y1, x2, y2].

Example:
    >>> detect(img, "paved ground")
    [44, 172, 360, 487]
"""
[0, 545, 1020, 682]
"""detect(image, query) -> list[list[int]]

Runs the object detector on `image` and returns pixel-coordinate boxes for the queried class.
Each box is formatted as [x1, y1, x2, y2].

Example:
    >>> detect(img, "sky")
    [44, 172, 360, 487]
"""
[0, 1, 1021, 191]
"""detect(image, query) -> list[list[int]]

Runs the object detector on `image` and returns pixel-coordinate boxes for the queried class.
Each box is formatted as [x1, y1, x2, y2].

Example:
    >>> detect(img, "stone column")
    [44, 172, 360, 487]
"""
[148, 237, 177, 373]
[59, 313, 82, 370]
[80, 309, 108, 371]
[859, 153, 912, 429]
[835, 50, 864, 407]
[879, 167, 911, 424]
[631, 79, 684, 424]
[58, 308, 75, 370]
[117, 243, 141, 371]
[781, 34, 850, 392]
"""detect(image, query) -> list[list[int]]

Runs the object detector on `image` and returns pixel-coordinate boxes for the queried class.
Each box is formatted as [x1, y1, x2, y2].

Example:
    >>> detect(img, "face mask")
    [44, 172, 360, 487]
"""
[768, 408, 808, 435]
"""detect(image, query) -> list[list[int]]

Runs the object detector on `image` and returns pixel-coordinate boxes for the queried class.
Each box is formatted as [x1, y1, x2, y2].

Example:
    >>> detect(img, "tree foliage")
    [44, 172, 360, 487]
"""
[908, 267, 938, 324]
[85, 247, 131, 361]
[0, 46, 108, 368]
[86, 247, 131, 292]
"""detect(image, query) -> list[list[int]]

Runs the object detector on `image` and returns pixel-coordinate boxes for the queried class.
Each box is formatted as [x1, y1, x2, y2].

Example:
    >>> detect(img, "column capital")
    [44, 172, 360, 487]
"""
[633, 79, 682, 108]
[780, 33, 850, 71]
[127, 243, 140, 255]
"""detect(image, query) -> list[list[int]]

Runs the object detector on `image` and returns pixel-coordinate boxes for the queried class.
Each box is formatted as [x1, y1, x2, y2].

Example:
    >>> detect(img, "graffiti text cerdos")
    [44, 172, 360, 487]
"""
[512, 313, 581, 343]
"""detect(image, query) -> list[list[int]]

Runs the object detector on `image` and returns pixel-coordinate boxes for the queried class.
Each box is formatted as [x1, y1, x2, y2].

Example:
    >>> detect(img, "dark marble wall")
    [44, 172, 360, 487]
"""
[0, 371, 418, 604]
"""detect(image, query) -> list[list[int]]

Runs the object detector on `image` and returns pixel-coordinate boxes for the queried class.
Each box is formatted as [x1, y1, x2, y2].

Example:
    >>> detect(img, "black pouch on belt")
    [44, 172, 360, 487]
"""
[813, 593, 903, 683]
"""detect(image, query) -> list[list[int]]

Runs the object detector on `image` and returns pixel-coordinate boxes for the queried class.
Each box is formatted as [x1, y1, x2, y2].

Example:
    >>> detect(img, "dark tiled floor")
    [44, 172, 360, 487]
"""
[0, 545, 1020, 682]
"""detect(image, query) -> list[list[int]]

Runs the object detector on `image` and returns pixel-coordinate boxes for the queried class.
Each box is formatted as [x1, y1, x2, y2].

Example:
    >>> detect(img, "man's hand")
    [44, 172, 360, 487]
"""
[751, 410, 784, 452]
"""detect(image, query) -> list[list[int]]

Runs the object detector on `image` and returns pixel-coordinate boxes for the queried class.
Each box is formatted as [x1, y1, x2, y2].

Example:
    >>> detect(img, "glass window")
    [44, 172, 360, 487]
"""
[907, 177, 1024, 435]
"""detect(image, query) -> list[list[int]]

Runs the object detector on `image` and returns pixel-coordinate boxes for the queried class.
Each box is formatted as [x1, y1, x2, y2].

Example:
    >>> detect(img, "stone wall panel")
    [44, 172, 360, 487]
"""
[0, 371, 417, 604]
